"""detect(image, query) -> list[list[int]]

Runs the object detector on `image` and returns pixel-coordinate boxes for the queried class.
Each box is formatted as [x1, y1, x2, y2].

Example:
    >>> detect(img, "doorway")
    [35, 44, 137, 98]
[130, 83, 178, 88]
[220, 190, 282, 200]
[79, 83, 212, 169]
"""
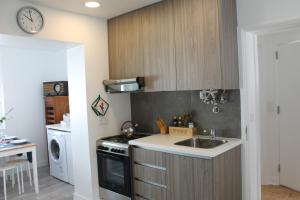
[239, 20, 300, 200]
[0, 34, 88, 199]
[258, 29, 300, 199]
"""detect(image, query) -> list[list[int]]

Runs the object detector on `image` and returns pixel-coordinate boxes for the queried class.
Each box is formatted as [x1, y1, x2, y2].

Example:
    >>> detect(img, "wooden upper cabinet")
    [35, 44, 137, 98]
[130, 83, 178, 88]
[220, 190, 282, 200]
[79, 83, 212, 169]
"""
[108, 10, 144, 79]
[142, 0, 177, 91]
[218, 0, 239, 89]
[173, 0, 221, 90]
[107, 0, 239, 90]
[173, 0, 239, 90]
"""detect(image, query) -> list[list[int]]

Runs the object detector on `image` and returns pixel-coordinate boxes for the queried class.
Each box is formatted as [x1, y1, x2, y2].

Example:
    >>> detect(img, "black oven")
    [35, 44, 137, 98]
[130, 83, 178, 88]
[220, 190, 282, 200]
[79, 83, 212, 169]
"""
[97, 150, 131, 197]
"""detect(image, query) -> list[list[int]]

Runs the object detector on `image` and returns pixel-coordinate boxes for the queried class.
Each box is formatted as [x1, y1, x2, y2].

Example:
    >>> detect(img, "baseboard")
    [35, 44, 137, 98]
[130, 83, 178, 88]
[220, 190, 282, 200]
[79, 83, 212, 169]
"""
[38, 160, 48, 168]
[73, 192, 90, 200]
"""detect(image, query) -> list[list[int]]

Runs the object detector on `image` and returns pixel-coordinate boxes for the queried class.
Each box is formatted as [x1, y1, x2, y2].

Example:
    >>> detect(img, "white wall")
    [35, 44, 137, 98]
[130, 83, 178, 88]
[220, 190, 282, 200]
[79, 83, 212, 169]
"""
[237, 0, 300, 27]
[0, 50, 4, 130]
[0, 46, 67, 167]
[0, 1, 131, 200]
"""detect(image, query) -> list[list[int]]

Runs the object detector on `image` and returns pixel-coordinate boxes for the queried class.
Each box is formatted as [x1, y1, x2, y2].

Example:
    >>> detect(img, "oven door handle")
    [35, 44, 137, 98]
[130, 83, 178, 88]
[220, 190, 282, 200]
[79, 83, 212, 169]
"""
[97, 150, 129, 160]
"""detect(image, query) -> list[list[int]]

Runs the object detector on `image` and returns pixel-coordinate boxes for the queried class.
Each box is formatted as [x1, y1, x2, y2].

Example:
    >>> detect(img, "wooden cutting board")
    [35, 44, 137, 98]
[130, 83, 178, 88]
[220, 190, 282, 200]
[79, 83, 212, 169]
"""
[169, 127, 197, 137]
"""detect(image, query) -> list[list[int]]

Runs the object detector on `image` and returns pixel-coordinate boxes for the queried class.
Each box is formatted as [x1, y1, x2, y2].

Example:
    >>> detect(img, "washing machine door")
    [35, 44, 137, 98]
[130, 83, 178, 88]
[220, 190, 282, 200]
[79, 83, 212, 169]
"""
[49, 138, 62, 163]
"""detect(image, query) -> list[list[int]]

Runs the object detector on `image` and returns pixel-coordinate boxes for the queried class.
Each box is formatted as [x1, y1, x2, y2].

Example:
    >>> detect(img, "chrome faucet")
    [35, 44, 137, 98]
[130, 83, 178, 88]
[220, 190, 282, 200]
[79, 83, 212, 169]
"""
[210, 128, 216, 139]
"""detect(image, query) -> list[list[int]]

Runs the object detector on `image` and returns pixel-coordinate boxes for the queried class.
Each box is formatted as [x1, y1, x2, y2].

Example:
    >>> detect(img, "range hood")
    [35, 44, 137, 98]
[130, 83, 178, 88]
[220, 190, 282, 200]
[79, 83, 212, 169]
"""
[103, 77, 145, 93]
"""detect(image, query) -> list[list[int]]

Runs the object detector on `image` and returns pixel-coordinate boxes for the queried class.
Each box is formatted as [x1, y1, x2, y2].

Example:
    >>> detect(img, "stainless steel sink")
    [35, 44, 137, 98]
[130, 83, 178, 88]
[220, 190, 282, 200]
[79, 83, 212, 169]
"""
[174, 138, 228, 149]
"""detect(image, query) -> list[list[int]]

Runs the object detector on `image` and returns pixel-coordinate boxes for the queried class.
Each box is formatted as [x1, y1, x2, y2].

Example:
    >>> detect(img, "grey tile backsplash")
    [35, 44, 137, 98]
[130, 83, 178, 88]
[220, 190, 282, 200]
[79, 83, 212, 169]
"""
[131, 90, 241, 138]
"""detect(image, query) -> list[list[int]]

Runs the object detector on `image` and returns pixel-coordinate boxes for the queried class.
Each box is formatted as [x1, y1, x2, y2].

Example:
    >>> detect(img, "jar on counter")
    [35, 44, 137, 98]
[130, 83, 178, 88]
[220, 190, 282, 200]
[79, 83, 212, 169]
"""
[188, 122, 194, 128]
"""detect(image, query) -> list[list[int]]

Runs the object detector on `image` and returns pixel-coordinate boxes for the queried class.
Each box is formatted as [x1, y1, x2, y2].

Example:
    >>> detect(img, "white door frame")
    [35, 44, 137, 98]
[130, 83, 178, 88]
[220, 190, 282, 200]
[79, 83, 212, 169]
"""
[239, 19, 300, 200]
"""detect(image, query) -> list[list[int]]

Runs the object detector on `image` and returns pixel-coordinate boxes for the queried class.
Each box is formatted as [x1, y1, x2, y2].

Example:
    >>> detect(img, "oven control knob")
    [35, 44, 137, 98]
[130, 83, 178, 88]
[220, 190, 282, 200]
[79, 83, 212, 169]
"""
[119, 150, 125, 154]
[111, 148, 116, 152]
[99, 146, 109, 151]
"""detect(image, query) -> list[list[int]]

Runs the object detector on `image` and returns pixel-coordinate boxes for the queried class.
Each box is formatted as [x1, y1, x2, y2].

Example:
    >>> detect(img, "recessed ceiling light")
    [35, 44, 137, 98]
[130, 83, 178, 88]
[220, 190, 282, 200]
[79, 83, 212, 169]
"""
[85, 1, 101, 8]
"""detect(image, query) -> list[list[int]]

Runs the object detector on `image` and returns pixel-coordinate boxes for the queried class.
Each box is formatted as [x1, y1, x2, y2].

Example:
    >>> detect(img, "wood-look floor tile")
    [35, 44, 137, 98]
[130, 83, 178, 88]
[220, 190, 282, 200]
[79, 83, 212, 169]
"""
[262, 185, 300, 200]
[0, 166, 74, 200]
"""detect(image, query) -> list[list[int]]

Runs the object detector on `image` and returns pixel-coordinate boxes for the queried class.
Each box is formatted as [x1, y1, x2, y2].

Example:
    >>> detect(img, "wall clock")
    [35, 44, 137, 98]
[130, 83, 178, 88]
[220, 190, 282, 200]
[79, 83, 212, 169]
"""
[17, 6, 44, 34]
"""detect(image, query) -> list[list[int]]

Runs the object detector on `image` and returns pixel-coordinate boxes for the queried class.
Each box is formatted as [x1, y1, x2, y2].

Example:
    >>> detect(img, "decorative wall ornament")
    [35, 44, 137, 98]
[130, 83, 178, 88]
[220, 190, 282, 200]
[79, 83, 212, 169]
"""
[91, 95, 109, 117]
[199, 90, 229, 114]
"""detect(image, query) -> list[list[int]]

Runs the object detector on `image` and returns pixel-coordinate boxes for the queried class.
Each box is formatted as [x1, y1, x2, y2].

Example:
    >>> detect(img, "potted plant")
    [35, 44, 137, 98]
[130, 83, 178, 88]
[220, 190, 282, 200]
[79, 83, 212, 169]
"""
[0, 108, 13, 123]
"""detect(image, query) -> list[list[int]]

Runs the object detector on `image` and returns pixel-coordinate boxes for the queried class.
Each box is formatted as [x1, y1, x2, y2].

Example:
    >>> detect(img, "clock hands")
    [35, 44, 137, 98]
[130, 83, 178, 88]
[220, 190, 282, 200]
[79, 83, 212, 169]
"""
[23, 10, 33, 22]
[29, 9, 33, 22]
[23, 14, 33, 22]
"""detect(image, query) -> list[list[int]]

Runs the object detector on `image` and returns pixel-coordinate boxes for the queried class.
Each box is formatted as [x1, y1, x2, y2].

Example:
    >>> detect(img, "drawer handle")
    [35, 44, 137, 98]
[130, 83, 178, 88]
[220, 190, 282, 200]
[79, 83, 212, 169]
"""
[135, 178, 167, 189]
[134, 162, 166, 171]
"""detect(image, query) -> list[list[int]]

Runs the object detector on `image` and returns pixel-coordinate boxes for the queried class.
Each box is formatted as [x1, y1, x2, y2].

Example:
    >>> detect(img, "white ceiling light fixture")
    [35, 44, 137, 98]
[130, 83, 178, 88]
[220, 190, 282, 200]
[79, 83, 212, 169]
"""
[85, 1, 101, 8]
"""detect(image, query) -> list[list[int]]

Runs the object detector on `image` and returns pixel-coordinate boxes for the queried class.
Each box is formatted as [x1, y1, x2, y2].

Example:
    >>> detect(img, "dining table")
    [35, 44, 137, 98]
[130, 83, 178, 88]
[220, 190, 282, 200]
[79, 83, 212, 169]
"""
[0, 141, 39, 194]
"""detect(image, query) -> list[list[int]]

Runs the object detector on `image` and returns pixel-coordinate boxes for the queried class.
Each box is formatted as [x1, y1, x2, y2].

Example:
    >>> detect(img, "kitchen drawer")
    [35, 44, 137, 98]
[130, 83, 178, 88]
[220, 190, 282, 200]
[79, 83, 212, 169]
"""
[136, 195, 156, 200]
[134, 164, 166, 186]
[135, 196, 147, 200]
[134, 180, 167, 200]
[133, 147, 166, 168]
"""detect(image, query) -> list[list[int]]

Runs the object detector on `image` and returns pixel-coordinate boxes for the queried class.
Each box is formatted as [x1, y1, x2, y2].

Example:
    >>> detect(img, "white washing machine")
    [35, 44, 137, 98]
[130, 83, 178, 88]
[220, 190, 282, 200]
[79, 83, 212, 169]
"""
[47, 127, 73, 184]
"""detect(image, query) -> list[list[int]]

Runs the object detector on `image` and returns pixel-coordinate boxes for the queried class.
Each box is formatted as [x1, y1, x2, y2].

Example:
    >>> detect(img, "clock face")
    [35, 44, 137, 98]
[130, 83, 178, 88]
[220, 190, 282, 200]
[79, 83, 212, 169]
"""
[17, 7, 44, 34]
[54, 83, 61, 94]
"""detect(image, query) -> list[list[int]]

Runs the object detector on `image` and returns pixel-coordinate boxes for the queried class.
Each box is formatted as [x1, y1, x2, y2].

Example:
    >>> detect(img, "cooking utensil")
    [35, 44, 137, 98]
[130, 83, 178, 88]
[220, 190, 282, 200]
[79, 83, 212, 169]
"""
[156, 117, 168, 134]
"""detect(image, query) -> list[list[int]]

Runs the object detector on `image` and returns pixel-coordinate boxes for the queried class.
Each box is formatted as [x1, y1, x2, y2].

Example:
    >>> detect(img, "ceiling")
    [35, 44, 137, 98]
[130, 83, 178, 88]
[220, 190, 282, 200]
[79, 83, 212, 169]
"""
[21, 0, 162, 19]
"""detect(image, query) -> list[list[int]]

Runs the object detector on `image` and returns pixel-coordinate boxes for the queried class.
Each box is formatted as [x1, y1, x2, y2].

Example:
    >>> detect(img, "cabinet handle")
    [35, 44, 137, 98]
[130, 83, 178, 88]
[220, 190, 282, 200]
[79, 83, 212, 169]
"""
[134, 162, 166, 171]
[135, 178, 167, 189]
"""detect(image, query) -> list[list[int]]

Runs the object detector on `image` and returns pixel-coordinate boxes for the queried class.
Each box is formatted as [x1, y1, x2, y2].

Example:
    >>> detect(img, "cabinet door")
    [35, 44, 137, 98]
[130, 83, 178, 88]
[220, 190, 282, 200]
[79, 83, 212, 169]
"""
[166, 154, 213, 200]
[44, 96, 69, 125]
[218, 0, 239, 89]
[142, 0, 176, 91]
[173, 0, 222, 90]
[108, 11, 144, 79]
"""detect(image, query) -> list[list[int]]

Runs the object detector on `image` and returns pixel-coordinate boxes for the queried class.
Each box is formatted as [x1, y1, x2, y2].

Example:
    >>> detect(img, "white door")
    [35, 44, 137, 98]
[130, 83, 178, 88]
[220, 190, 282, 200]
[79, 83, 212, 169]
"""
[278, 42, 300, 191]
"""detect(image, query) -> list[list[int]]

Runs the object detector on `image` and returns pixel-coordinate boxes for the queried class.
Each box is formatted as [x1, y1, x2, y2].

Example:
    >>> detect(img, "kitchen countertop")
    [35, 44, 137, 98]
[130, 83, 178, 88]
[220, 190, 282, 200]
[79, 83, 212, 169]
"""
[129, 134, 242, 159]
[46, 124, 71, 132]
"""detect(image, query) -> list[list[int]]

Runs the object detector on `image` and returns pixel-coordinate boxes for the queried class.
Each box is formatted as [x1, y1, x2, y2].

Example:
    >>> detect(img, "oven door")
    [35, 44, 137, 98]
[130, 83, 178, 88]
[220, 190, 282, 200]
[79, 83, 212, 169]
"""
[97, 151, 131, 197]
